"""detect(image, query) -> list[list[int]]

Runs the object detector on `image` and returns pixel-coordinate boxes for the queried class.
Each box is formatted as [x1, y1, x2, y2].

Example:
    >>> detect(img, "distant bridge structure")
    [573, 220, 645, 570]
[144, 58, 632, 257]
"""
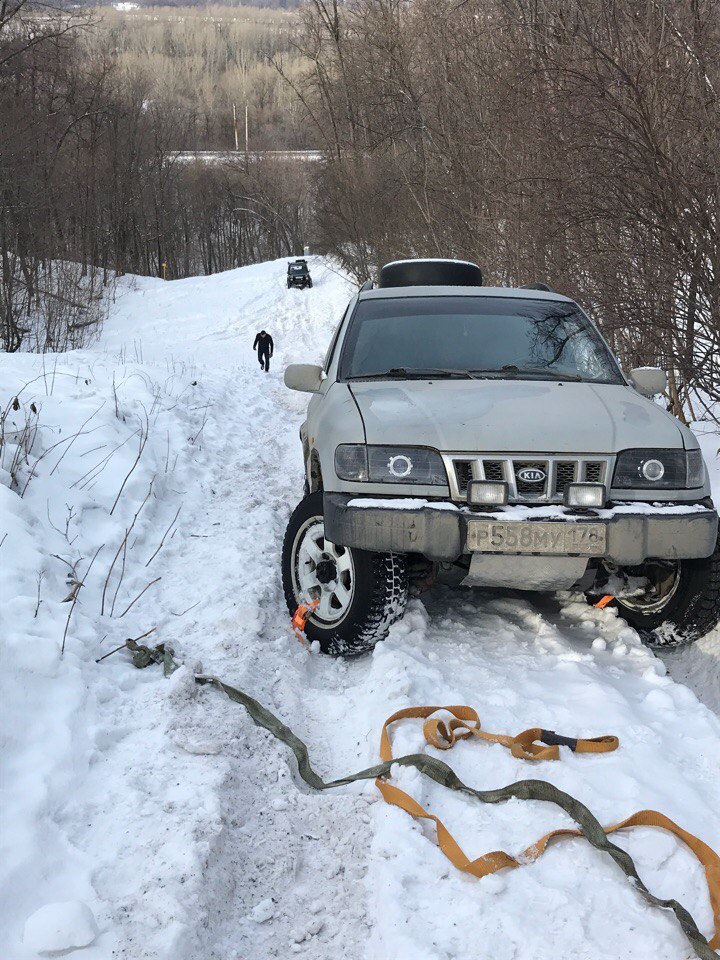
[169, 149, 323, 165]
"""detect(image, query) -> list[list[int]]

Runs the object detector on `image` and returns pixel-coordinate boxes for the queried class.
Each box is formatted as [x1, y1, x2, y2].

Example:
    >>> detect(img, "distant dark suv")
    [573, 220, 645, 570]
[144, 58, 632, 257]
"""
[287, 259, 313, 290]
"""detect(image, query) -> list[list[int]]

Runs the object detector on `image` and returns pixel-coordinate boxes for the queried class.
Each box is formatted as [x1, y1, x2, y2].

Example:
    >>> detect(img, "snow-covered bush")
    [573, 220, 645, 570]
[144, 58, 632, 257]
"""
[0, 258, 111, 354]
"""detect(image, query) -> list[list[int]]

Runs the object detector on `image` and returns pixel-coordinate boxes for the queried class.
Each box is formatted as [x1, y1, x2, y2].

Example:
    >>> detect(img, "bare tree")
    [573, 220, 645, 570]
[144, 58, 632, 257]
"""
[295, 0, 720, 413]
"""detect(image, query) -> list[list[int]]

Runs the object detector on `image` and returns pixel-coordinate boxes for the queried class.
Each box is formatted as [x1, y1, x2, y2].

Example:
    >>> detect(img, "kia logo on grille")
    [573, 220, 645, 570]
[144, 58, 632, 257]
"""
[517, 467, 546, 483]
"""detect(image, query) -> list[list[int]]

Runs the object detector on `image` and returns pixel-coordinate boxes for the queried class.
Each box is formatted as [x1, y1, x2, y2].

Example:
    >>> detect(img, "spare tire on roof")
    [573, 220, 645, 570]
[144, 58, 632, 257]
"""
[378, 259, 483, 288]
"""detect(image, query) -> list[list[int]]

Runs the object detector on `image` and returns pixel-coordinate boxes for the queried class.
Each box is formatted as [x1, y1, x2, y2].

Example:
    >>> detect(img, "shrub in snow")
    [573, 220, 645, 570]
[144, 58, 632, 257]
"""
[0, 395, 39, 491]
[1, 259, 110, 354]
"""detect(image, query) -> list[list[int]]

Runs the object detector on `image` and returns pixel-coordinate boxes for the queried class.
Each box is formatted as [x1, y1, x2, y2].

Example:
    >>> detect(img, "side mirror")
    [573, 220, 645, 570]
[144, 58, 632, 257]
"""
[629, 367, 668, 398]
[284, 363, 324, 393]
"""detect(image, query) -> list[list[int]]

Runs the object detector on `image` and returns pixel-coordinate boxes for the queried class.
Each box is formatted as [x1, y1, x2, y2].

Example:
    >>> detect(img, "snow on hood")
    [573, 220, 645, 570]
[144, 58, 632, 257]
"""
[349, 379, 685, 453]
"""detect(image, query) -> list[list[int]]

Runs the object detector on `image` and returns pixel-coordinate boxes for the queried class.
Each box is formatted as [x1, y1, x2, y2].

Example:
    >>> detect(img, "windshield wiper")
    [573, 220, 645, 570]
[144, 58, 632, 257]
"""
[468, 365, 517, 378]
[516, 367, 583, 382]
[470, 365, 582, 382]
[353, 367, 478, 380]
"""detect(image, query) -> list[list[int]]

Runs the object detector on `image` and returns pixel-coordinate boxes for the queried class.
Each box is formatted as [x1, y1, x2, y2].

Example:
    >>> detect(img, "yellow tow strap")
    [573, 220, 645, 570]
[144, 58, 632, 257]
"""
[376, 705, 720, 951]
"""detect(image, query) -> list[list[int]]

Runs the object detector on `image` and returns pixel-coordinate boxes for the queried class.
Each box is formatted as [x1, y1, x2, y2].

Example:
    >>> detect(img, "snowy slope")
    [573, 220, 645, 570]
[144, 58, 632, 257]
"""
[1, 257, 719, 960]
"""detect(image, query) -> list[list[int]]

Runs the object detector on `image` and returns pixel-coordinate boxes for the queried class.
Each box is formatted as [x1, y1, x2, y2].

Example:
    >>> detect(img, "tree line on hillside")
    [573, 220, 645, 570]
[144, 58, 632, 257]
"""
[69, 0, 304, 9]
[2, 0, 719, 421]
[99, 6, 308, 151]
[0, 2, 313, 352]
[295, 0, 720, 413]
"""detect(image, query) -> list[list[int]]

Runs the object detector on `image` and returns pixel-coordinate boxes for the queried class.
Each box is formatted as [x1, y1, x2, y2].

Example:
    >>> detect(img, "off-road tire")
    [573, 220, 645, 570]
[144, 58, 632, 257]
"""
[601, 531, 720, 648]
[282, 492, 408, 656]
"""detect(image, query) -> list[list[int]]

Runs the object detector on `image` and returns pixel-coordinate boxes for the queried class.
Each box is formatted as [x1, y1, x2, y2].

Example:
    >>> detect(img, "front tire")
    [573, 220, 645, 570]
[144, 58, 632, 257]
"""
[282, 492, 408, 656]
[592, 532, 720, 648]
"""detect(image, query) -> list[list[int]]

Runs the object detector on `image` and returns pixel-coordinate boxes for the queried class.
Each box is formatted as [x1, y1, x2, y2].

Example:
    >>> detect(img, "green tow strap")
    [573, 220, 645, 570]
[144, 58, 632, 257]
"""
[131, 643, 717, 960]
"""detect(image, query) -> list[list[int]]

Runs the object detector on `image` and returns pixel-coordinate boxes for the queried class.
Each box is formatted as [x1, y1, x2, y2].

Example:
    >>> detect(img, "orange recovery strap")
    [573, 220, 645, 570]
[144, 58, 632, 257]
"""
[290, 598, 320, 647]
[376, 705, 720, 952]
[127, 640, 720, 959]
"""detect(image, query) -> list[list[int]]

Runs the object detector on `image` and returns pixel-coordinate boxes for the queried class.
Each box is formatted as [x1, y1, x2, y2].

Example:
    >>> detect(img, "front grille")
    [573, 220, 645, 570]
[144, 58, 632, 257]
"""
[483, 460, 505, 482]
[555, 461, 577, 495]
[453, 460, 474, 494]
[445, 454, 611, 503]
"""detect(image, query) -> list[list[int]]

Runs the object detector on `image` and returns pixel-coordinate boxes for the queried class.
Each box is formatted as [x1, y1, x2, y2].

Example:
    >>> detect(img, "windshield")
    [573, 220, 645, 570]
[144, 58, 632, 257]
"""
[340, 296, 623, 384]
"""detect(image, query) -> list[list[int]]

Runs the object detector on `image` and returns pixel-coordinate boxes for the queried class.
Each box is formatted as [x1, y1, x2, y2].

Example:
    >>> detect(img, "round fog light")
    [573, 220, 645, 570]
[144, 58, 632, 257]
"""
[642, 458, 665, 482]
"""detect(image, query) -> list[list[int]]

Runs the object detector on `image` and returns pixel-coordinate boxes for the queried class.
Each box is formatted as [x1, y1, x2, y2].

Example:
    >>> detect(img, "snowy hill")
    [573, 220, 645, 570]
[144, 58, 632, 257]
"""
[1, 257, 719, 960]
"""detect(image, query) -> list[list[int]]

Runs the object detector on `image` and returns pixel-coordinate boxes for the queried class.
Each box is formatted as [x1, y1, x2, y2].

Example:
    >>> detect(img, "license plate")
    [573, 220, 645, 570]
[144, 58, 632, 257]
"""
[466, 520, 607, 556]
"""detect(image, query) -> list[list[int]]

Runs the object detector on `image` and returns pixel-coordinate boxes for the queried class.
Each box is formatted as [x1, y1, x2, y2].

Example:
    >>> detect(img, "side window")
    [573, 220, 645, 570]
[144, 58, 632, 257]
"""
[323, 305, 350, 372]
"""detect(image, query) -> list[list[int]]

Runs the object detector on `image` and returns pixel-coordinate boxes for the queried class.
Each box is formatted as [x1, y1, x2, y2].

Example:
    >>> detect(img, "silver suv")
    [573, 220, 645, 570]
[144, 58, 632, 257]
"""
[282, 259, 719, 655]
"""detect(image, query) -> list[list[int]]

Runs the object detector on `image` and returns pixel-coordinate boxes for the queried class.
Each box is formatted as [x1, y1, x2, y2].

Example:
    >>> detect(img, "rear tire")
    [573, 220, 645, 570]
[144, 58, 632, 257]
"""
[591, 532, 720, 647]
[282, 492, 408, 656]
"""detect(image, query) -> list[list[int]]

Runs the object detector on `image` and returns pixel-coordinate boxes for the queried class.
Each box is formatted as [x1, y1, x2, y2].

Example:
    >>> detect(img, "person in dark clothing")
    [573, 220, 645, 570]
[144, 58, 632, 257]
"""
[253, 330, 274, 372]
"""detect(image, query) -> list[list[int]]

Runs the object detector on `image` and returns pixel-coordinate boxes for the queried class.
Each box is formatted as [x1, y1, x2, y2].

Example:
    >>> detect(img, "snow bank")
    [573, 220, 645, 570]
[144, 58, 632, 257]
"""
[1, 256, 718, 960]
[0, 350, 207, 957]
[0, 257, 356, 959]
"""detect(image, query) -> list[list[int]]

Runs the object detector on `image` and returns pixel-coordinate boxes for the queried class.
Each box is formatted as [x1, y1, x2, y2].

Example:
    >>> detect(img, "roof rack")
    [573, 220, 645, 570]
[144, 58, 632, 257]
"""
[359, 279, 374, 292]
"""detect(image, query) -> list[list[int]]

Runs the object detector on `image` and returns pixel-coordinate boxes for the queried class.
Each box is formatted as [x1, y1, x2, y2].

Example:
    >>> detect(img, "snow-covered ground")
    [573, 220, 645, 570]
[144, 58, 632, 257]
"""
[1, 257, 719, 960]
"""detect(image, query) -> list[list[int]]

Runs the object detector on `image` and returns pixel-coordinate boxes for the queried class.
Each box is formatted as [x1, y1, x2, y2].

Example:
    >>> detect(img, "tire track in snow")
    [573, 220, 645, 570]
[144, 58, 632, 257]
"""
[110, 270, 372, 960]
[167, 370, 373, 960]
[85, 257, 720, 960]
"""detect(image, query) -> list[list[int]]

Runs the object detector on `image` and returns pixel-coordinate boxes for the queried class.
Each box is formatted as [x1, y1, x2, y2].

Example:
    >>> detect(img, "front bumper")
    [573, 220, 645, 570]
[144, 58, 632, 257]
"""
[323, 493, 718, 565]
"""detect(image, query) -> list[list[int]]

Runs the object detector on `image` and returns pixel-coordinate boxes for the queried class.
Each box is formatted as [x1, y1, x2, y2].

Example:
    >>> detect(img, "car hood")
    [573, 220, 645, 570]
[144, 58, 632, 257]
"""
[349, 379, 685, 453]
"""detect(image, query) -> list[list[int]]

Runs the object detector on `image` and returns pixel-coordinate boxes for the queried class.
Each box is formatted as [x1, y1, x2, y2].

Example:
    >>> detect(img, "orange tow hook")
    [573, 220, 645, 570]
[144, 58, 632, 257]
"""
[594, 595, 614, 609]
[291, 598, 320, 648]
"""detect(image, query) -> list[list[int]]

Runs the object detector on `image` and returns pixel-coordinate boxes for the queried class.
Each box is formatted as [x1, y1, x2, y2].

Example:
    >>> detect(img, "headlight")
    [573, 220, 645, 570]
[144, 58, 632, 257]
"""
[334, 444, 447, 485]
[613, 448, 705, 490]
[335, 444, 368, 481]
